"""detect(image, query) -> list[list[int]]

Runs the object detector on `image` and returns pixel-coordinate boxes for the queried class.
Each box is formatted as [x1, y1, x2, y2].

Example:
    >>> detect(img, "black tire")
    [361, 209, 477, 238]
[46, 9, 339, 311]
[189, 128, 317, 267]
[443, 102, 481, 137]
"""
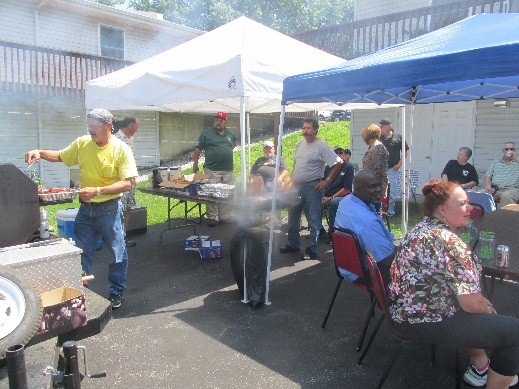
[0, 266, 43, 360]
[230, 231, 267, 307]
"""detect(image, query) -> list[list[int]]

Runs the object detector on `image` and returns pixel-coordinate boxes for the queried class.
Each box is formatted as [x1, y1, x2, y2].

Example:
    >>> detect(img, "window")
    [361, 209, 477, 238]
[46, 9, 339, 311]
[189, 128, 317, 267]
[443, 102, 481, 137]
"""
[100, 26, 124, 59]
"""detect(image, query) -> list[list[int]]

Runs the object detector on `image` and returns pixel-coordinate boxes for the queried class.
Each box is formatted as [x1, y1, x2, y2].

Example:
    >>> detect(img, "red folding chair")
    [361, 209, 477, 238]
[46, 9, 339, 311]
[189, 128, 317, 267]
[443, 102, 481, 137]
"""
[469, 202, 484, 220]
[321, 227, 376, 353]
[380, 195, 392, 232]
[359, 256, 460, 388]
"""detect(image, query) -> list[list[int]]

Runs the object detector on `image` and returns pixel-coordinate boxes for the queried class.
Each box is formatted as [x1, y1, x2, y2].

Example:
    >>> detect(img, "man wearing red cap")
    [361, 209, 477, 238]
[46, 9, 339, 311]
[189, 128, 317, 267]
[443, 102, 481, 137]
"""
[193, 112, 236, 226]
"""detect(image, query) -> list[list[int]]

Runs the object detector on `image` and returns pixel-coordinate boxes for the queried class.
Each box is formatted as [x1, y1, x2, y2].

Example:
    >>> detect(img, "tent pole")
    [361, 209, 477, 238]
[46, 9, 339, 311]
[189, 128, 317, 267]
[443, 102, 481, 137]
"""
[265, 105, 286, 305]
[240, 96, 249, 304]
[247, 112, 251, 173]
[401, 106, 408, 234]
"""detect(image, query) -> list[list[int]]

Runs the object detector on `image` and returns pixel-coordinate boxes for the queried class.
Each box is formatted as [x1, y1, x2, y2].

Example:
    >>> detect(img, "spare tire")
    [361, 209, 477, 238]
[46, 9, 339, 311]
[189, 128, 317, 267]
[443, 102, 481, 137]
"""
[0, 266, 43, 360]
[230, 230, 267, 307]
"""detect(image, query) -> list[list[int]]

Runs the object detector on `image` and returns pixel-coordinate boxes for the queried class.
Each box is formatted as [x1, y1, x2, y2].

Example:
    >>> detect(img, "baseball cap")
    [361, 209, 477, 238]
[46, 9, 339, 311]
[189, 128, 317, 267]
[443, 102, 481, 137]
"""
[379, 118, 392, 126]
[263, 140, 274, 148]
[87, 108, 114, 123]
[215, 112, 228, 120]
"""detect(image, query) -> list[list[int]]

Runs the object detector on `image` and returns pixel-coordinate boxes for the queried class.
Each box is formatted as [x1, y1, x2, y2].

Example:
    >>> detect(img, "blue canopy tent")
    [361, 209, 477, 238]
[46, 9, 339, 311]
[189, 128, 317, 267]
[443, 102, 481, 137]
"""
[262, 14, 519, 304]
[282, 13, 519, 106]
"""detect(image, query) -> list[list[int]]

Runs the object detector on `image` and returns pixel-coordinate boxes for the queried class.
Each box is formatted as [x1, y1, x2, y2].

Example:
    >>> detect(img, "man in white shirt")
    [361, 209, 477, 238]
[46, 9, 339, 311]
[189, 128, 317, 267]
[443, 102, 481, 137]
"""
[115, 116, 139, 247]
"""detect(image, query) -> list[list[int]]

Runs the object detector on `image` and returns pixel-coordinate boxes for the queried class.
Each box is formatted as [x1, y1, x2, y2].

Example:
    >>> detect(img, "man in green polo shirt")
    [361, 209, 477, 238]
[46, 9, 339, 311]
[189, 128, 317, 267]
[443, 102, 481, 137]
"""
[193, 112, 237, 226]
[484, 141, 519, 205]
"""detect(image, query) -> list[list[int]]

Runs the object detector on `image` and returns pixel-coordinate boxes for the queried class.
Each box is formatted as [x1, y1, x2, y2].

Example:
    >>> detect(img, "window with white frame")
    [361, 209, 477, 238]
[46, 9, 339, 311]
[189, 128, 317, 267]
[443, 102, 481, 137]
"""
[100, 26, 124, 59]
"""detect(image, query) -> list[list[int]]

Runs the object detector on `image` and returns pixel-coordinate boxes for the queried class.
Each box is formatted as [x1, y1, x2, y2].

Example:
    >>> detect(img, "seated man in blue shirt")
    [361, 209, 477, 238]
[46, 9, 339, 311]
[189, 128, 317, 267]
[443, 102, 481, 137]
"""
[334, 169, 396, 285]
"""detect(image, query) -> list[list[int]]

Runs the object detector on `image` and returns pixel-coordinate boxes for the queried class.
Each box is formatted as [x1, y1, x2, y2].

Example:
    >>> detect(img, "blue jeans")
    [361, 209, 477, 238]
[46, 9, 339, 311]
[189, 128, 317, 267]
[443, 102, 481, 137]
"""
[74, 199, 128, 296]
[327, 196, 344, 232]
[287, 180, 323, 254]
[387, 168, 400, 214]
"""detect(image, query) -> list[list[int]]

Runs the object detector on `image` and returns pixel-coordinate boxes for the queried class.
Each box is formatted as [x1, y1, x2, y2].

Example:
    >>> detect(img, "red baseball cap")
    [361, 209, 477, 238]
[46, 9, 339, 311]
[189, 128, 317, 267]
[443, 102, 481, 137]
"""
[215, 112, 228, 120]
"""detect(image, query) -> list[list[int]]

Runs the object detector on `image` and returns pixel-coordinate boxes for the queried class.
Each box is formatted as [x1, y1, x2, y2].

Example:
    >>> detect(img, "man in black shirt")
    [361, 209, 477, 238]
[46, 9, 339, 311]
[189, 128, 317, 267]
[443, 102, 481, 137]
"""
[380, 118, 409, 216]
[249, 140, 289, 191]
[441, 147, 478, 189]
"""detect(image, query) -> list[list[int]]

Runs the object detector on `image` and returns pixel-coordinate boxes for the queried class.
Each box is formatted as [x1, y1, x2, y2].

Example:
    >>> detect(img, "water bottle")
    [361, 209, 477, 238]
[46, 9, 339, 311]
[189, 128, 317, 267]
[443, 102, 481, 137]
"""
[39, 209, 50, 239]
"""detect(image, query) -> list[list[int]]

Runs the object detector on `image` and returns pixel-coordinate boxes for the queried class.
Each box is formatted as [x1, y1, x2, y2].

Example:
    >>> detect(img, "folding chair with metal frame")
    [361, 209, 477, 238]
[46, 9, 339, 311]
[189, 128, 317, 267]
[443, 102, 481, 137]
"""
[358, 256, 460, 389]
[321, 227, 376, 354]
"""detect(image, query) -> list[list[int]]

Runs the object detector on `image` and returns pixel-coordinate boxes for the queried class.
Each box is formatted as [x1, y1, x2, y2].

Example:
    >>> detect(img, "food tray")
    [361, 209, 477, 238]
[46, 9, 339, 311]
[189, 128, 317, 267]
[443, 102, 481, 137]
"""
[38, 191, 77, 202]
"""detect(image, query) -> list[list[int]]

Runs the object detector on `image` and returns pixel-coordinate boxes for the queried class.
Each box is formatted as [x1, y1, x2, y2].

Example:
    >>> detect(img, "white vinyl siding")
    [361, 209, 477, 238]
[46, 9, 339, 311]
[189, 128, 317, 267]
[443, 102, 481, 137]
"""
[0, 0, 36, 45]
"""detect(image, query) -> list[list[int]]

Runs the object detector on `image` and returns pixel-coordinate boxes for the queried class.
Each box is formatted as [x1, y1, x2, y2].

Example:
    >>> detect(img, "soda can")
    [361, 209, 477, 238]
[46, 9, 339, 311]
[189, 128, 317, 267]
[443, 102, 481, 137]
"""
[496, 245, 510, 268]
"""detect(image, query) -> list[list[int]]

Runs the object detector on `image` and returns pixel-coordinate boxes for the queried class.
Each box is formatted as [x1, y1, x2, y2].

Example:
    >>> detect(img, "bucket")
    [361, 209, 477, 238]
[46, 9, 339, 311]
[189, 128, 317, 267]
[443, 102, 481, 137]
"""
[157, 167, 169, 182]
[170, 167, 182, 180]
[56, 208, 103, 249]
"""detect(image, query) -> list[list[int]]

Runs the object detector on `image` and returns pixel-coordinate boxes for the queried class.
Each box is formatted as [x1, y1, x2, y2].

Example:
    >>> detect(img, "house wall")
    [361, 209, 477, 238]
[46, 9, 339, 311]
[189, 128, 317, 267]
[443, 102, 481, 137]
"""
[0, 0, 200, 62]
[354, 0, 431, 21]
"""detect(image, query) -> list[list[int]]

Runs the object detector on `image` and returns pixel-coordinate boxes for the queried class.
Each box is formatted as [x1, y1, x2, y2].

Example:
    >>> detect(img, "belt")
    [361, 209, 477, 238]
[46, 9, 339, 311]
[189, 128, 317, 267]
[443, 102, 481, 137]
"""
[80, 198, 120, 206]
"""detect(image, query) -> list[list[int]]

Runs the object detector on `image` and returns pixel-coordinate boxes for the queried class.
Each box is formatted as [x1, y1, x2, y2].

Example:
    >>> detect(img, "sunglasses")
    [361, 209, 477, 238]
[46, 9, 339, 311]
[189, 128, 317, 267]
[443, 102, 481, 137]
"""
[504, 148, 516, 151]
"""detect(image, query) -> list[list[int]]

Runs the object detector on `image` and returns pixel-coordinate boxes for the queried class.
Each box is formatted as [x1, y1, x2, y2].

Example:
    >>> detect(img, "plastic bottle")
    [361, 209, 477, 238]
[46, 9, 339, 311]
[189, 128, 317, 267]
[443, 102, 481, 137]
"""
[39, 209, 50, 239]
[458, 220, 478, 248]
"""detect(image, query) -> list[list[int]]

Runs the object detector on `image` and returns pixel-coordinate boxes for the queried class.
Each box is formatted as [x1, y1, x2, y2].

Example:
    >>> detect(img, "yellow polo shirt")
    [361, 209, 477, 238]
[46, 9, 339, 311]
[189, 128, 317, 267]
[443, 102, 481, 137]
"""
[60, 135, 138, 203]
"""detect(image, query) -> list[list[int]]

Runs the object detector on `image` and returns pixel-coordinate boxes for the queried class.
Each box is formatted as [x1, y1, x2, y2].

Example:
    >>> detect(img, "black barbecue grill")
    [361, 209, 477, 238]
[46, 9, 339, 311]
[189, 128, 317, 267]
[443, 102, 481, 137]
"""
[0, 164, 40, 248]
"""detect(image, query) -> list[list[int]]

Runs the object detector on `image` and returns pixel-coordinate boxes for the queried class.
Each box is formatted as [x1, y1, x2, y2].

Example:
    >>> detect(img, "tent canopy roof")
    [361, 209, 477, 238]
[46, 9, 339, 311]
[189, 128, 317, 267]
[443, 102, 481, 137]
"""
[282, 13, 519, 106]
[85, 16, 345, 113]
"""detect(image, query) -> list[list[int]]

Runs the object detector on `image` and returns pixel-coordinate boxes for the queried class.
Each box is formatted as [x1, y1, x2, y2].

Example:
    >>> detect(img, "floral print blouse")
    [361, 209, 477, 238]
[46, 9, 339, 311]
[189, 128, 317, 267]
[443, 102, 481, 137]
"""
[389, 217, 482, 324]
[362, 141, 389, 193]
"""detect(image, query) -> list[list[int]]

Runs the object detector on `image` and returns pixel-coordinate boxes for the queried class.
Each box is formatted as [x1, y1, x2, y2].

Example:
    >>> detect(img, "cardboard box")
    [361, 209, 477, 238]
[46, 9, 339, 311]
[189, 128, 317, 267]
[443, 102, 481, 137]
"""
[159, 180, 191, 189]
[184, 236, 210, 251]
[199, 240, 222, 260]
[40, 287, 87, 334]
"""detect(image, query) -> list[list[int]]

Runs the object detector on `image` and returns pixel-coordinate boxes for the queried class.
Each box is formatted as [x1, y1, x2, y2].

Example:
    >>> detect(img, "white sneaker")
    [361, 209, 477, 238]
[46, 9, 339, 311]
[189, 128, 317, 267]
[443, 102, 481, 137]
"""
[463, 363, 518, 387]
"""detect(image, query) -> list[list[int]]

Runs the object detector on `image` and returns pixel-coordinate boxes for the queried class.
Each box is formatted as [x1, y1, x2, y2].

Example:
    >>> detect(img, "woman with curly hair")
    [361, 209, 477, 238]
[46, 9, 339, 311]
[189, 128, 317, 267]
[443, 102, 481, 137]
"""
[389, 179, 519, 388]
[360, 123, 388, 211]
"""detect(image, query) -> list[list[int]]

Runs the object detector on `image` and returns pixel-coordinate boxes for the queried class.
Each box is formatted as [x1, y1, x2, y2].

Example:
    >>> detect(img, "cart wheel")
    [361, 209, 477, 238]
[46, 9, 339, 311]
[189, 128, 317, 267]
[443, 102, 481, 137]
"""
[0, 266, 42, 360]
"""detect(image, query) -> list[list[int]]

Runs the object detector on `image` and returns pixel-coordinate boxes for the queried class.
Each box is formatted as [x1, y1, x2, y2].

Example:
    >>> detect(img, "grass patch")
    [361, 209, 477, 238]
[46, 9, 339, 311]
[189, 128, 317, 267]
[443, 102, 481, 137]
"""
[43, 121, 419, 238]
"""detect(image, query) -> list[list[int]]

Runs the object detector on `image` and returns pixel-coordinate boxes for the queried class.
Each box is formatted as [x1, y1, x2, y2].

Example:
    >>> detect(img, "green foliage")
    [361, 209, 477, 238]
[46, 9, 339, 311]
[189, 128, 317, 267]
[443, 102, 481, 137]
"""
[125, 0, 353, 34]
[94, 0, 126, 6]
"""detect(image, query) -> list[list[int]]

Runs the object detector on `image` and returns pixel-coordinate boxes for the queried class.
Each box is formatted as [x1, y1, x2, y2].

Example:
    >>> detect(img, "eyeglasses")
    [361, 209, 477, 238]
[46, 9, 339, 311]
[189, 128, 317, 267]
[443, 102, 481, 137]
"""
[504, 148, 516, 151]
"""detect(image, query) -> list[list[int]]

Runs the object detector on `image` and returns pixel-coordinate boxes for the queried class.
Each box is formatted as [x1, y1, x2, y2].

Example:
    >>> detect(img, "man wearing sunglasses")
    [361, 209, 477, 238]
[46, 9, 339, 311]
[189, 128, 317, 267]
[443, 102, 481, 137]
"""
[484, 142, 519, 206]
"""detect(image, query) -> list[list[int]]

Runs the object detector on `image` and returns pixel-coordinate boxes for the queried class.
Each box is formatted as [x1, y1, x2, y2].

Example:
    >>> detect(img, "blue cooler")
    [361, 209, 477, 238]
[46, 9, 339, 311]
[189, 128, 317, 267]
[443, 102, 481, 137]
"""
[56, 208, 103, 249]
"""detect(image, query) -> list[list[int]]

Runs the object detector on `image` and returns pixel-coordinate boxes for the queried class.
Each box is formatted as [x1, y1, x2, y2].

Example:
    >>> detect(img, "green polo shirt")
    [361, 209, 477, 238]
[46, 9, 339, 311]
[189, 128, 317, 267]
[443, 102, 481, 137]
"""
[195, 127, 236, 171]
[485, 158, 519, 189]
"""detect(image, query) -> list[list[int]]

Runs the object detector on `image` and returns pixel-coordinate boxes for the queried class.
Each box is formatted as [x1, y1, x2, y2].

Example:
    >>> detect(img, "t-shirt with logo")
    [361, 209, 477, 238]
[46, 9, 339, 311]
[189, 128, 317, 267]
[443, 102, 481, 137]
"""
[441, 160, 478, 186]
[381, 133, 409, 168]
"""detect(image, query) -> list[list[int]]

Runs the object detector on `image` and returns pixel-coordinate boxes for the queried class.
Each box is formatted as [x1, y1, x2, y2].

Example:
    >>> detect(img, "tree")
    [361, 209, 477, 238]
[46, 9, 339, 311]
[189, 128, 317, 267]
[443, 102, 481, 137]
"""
[94, 0, 126, 6]
[120, 0, 353, 33]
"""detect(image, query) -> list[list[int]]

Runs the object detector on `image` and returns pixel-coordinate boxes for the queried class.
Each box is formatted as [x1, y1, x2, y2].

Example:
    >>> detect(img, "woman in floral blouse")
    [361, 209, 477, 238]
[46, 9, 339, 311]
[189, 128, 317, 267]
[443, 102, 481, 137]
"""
[389, 179, 519, 388]
[361, 123, 388, 212]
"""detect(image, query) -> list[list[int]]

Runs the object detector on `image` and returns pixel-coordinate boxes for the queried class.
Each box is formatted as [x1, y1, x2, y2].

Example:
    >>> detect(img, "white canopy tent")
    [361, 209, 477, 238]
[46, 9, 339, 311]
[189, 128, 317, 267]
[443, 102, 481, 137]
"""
[86, 16, 358, 305]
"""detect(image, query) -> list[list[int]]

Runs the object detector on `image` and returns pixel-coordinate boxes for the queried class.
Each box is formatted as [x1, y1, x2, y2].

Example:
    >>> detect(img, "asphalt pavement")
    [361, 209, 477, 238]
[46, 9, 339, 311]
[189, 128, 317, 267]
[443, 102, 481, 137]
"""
[75, 216, 517, 389]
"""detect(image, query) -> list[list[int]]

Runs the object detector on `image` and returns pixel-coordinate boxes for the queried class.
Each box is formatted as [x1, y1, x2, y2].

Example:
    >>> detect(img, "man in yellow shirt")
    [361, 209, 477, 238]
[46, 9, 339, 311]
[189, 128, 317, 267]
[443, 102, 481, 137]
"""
[25, 108, 138, 309]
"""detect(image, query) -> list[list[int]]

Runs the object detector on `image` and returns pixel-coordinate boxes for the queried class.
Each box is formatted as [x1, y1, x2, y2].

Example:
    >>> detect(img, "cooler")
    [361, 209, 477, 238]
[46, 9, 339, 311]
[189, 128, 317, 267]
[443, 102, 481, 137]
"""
[56, 208, 103, 249]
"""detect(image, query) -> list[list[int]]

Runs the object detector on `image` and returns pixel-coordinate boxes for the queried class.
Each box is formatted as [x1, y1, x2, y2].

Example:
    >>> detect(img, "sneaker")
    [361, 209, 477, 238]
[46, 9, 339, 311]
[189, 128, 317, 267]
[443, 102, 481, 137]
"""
[109, 294, 123, 309]
[300, 247, 318, 260]
[280, 244, 300, 254]
[463, 363, 518, 387]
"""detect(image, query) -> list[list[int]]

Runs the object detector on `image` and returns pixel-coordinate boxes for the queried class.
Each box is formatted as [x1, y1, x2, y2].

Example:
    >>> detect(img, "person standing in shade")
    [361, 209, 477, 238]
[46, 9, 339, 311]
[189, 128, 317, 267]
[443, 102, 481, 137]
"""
[380, 118, 409, 216]
[279, 118, 343, 261]
[441, 147, 478, 189]
[25, 108, 138, 309]
[361, 123, 389, 213]
[115, 116, 139, 247]
[484, 142, 519, 206]
[193, 112, 237, 227]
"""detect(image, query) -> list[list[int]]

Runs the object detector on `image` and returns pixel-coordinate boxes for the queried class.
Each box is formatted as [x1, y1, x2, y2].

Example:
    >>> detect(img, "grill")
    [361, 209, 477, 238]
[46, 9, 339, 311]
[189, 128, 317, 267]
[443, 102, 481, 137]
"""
[0, 164, 40, 248]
